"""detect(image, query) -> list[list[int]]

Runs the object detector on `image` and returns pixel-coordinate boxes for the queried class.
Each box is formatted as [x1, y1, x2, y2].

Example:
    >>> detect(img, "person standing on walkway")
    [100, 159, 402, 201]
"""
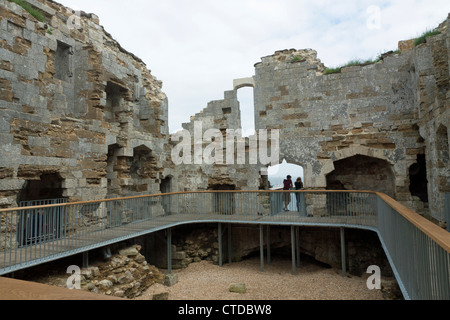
[283, 175, 293, 211]
[295, 177, 304, 212]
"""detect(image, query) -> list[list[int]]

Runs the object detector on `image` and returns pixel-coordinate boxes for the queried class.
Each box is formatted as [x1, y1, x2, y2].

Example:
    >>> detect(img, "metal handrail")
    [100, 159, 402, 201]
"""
[446, 192, 450, 233]
[0, 190, 449, 300]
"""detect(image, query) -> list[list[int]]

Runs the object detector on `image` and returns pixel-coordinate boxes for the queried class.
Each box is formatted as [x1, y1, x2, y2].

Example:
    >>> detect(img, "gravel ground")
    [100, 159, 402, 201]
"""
[135, 257, 387, 301]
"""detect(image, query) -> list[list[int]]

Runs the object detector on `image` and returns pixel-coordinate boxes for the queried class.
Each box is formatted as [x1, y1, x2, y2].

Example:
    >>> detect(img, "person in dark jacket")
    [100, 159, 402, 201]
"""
[295, 177, 304, 212]
[283, 175, 293, 211]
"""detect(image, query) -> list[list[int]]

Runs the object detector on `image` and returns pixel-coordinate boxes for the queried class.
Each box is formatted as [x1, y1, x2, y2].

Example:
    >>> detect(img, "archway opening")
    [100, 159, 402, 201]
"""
[326, 155, 395, 198]
[18, 173, 65, 205]
[17, 173, 66, 247]
[236, 86, 255, 138]
[266, 161, 305, 213]
[267, 160, 304, 190]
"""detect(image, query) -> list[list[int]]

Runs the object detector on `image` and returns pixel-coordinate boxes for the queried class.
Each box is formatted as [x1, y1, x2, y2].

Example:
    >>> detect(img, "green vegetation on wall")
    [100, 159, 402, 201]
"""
[323, 57, 382, 75]
[414, 29, 441, 46]
[7, 0, 45, 22]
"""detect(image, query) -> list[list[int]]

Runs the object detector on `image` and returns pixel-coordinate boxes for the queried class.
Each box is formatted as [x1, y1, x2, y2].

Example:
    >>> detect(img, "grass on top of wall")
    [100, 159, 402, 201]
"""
[323, 57, 382, 75]
[7, 0, 45, 22]
[414, 29, 441, 47]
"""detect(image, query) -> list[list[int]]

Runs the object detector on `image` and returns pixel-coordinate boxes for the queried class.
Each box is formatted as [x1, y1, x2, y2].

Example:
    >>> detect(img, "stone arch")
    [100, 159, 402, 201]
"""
[233, 77, 255, 90]
[326, 154, 396, 198]
[267, 159, 305, 189]
[332, 146, 394, 168]
[321, 146, 394, 181]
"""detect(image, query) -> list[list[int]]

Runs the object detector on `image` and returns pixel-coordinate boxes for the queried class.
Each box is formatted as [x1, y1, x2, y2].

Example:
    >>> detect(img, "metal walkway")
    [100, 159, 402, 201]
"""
[1, 191, 449, 300]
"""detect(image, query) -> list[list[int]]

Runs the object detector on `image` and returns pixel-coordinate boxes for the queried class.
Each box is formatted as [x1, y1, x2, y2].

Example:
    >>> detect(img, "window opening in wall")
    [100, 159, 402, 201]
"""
[55, 41, 72, 81]
[222, 107, 232, 115]
[237, 87, 255, 138]
[105, 82, 125, 122]
[17, 173, 67, 247]
[409, 154, 429, 203]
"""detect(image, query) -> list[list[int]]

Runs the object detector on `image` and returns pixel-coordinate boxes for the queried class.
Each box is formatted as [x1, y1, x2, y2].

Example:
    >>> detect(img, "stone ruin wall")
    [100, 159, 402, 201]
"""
[412, 17, 450, 224]
[0, 0, 448, 229]
[253, 16, 450, 224]
[173, 89, 263, 192]
[0, 0, 175, 210]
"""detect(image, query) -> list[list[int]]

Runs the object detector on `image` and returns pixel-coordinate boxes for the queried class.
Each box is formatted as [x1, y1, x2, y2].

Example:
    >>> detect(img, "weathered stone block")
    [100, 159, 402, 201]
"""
[229, 283, 246, 294]
[164, 274, 178, 287]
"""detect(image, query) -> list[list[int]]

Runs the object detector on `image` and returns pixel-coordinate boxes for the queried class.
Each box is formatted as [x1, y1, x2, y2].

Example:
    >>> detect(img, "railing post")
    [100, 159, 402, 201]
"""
[445, 193, 450, 233]
[291, 226, 296, 275]
[340, 227, 347, 278]
[260, 225, 264, 272]
[296, 227, 301, 268]
[266, 225, 271, 265]
[227, 224, 232, 264]
[82, 251, 89, 269]
[167, 228, 172, 275]
[218, 223, 223, 267]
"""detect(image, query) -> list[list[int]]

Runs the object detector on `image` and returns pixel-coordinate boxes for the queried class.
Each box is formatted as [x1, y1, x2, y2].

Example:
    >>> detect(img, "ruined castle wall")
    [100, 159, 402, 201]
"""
[173, 90, 262, 192]
[412, 17, 450, 222]
[253, 19, 450, 223]
[0, 0, 173, 208]
[254, 49, 421, 192]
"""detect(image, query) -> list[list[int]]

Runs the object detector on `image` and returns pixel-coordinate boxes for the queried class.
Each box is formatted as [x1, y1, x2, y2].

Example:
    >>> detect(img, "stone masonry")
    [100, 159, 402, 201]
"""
[172, 89, 263, 192]
[252, 20, 449, 223]
[0, 0, 174, 209]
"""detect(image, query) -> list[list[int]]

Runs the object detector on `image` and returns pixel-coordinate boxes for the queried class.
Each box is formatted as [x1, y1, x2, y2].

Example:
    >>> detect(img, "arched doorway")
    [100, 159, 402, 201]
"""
[267, 160, 304, 189]
[267, 160, 305, 213]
